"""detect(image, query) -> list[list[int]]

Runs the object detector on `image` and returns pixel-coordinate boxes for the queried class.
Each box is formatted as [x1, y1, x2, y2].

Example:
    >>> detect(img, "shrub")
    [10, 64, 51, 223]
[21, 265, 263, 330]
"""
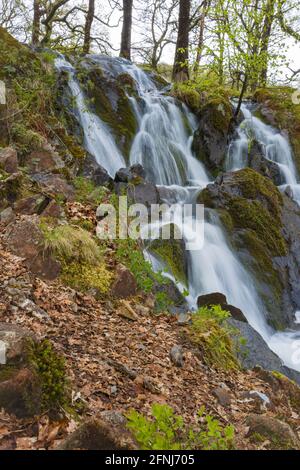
[188, 305, 240, 370]
[27, 339, 68, 412]
[127, 403, 235, 450]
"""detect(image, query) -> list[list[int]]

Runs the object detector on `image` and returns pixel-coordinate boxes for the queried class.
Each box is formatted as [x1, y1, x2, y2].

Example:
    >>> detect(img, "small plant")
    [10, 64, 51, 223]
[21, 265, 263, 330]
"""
[127, 403, 234, 450]
[61, 261, 113, 294]
[41, 222, 102, 265]
[27, 339, 68, 412]
[188, 305, 240, 370]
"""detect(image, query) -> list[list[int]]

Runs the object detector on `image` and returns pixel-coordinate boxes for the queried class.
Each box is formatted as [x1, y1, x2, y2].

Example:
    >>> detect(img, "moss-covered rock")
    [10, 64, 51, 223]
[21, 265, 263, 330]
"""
[246, 414, 300, 450]
[198, 169, 295, 329]
[191, 92, 234, 173]
[76, 59, 137, 160]
[149, 224, 188, 286]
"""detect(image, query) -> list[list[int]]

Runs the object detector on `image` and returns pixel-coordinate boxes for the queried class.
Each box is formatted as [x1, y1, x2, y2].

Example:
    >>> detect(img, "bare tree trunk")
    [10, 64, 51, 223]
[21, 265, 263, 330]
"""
[193, 0, 210, 75]
[173, 0, 190, 82]
[83, 0, 95, 54]
[259, 0, 275, 87]
[120, 0, 133, 60]
[32, 0, 41, 46]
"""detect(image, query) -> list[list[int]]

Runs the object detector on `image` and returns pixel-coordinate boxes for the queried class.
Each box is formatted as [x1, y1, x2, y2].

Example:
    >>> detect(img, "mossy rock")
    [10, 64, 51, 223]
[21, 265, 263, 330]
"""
[77, 63, 137, 160]
[149, 224, 188, 286]
[171, 83, 201, 113]
[198, 169, 291, 328]
[246, 414, 300, 450]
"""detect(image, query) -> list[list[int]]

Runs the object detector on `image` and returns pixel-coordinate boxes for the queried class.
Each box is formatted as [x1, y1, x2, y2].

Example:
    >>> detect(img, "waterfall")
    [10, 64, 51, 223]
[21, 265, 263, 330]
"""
[54, 57, 125, 177]
[56, 55, 300, 372]
[226, 103, 300, 204]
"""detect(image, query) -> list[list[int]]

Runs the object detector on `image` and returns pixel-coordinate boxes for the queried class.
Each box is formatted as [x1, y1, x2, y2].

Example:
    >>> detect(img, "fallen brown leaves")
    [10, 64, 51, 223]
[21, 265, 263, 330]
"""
[0, 222, 300, 450]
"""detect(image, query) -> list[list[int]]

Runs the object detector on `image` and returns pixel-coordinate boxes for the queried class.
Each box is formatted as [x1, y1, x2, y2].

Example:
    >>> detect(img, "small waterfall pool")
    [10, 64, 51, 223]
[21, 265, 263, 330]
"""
[56, 55, 300, 373]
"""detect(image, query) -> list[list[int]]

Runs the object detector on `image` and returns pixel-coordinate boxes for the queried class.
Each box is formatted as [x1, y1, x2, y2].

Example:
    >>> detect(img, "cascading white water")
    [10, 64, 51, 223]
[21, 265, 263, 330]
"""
[54, 57, 125, 177]
[226, 103, 300, 204]
[57, 55, 300, 372]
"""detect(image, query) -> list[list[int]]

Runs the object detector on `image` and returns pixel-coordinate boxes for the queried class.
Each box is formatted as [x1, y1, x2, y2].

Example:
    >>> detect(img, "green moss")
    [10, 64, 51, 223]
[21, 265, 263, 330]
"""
[73, 176, 108, 206]
[81, 70, 137, 160]
[27, 339, 68, 412]
[171, 83, 201, 113]
[228, 198, 286, 257]
[202, 97, 232, 134]
[150, 225, 187, 285]
[61, 261, 113, 294]
[188, 305, 240, 371]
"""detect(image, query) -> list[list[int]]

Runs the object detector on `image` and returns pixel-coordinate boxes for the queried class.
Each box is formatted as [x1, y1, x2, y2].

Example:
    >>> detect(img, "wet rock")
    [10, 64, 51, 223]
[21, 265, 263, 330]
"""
[212, 386, 232, 407]
[228, 319, 300, 385]
[127, 180, 160, 208]
[221, 304, 247, 323]
[4, 215, 61, 280]
[26, 143, 64, 174]
[199, 169, 299, 329]
[115, 164, 146, 183]
[197, 292, 227, 308]
[110, 264, 137, 299]
[192, 99, 234, 172]
[0, 368, 40, 418]
[249, 140, 283, 186]
[246, 414, 300, 449]
[170, 345, 184, 367]
[0, 323, 34, 365]
[57, 418, 137, 450]
[82, 154, 112, 187]
[0, 147, 18, 174]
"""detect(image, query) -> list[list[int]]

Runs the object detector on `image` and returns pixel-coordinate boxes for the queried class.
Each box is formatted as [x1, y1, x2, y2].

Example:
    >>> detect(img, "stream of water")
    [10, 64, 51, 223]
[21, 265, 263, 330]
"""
[56, 55, 300, 372]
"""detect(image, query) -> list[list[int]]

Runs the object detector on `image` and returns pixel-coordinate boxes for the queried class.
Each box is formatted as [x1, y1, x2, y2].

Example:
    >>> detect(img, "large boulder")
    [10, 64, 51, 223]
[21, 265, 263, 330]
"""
[0, 368, 40, 418]
[58, 417, 137, 450]
[199, 168, 299, 329]
[192, 97, 234, 173]
[31, 173, 75, 201]
[81, 154, 112, 187]
[228, 318, 300, 384]
[75, 56, 138, 160]
[4, 215, 61, 280]
[248, 140, 283, 186]
[246, 414, 300, 450]
[26, 143, 64, 174]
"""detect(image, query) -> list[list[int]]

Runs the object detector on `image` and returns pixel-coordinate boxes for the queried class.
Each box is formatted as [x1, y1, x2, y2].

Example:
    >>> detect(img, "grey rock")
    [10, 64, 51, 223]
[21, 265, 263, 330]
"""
[170, 345, 184, 367]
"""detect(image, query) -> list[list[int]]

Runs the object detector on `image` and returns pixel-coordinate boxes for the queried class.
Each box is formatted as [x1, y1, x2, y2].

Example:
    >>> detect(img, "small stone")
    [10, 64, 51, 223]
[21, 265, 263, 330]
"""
[212, 386, 232, 407]
[170, 345, 184, 367]
[177, 313, 191, 325]
[110, 264, 137, 299]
